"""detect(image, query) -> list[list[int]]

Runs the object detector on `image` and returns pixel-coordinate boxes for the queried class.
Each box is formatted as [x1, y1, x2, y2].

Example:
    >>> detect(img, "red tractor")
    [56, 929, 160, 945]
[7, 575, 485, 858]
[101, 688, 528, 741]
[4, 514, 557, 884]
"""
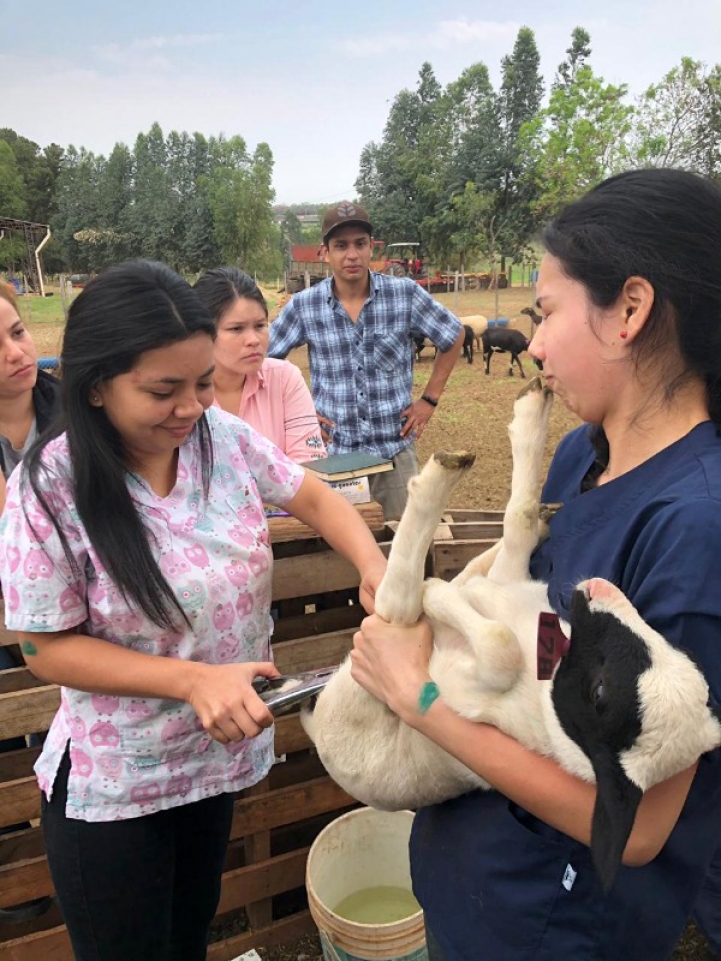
[381, 243, 427, 279]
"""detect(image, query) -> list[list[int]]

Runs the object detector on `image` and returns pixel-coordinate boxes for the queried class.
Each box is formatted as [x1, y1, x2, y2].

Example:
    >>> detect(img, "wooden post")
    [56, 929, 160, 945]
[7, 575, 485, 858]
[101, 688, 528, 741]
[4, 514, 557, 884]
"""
[59, 274, 69, 320]
[243, 779, 273, 930]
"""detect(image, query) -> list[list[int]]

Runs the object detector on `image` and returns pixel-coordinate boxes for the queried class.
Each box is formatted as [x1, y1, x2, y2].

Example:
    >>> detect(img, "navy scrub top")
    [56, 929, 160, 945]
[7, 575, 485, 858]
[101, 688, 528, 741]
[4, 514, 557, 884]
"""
[411, 422, 721, 960]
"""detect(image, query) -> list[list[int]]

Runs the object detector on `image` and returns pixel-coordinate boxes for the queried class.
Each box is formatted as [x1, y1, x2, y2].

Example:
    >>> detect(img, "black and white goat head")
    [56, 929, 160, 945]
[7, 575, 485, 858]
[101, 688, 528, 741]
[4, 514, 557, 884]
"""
[302, 379, 721, 892]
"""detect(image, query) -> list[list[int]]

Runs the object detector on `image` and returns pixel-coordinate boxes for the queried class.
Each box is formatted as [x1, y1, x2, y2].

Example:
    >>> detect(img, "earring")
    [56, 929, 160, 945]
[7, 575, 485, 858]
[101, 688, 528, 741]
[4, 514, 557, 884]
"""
[619, 331, 628, 339]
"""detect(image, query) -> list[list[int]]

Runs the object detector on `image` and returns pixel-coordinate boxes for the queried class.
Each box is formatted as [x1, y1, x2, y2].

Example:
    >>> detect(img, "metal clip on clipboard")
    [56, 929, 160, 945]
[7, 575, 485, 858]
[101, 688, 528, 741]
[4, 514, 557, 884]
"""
[252, 667, 338, 716]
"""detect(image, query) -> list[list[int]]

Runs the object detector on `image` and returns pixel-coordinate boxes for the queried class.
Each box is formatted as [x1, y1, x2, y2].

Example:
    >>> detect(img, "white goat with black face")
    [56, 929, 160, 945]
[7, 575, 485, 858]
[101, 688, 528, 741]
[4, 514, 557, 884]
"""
[302, 379, 721, 891]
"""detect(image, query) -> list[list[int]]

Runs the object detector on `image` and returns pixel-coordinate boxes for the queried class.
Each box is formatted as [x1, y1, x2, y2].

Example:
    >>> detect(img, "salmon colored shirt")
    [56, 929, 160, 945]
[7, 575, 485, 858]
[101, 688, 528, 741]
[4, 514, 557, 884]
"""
[215, 358, 325, 463]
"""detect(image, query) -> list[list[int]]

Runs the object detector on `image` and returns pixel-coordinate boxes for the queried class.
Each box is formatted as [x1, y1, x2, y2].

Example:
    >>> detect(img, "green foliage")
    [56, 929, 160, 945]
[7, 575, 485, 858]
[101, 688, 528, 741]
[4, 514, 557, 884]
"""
[0, 140, 27, 218]
[356, 29, 544, 268]
[629, 58, 721, 176]
[41, 123, 277, 274]
[520, 65, 634, 218]
[203, 138, 281, 276]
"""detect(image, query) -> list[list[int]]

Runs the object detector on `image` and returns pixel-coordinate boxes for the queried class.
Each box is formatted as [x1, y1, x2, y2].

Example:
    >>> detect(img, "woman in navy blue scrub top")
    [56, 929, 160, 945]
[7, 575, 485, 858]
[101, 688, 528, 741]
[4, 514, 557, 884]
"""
[350, 168, 721, 961]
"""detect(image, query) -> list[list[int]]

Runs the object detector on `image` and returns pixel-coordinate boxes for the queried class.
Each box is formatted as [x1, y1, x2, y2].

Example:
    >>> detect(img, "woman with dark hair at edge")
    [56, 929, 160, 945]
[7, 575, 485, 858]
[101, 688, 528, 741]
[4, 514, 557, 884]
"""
[0, 260, 387, 961]
[350, 169, 721, 960]
[194, 267, 325, 463]
[0, 282, 60, 921]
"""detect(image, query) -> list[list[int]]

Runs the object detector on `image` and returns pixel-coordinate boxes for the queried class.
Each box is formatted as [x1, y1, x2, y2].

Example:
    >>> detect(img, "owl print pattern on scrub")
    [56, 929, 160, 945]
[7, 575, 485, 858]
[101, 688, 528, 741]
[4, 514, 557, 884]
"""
[0, 407, 305, 822]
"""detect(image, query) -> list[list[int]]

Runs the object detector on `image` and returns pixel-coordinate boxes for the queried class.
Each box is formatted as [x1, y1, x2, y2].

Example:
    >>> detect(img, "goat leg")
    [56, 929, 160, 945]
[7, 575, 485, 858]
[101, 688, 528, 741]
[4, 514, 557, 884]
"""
[374, 451, 475, 624]
[488, 377, 553, 584]
[424, 578, 523, 693]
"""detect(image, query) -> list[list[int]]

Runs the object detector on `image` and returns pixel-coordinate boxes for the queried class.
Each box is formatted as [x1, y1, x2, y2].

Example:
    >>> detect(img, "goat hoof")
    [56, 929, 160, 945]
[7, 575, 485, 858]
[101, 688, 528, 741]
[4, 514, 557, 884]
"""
[517, 375, 546, 399]
[433, 451, 476, 471]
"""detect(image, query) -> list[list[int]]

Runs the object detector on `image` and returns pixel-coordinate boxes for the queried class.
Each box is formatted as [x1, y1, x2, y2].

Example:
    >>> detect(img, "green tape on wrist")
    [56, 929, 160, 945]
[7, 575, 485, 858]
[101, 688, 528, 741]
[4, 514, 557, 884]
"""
[418, 680, 440, 715]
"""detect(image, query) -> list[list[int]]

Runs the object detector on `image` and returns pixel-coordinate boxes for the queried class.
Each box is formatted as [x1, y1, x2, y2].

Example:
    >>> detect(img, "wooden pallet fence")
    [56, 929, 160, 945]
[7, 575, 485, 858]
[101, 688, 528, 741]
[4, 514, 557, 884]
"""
[432, 509, 504, 580]
[0, 505, 394, 961]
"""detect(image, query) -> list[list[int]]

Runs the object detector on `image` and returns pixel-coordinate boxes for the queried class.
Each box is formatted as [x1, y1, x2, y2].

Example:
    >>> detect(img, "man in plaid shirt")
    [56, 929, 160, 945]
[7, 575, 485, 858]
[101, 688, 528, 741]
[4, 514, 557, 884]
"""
[268, 201, 464, 519]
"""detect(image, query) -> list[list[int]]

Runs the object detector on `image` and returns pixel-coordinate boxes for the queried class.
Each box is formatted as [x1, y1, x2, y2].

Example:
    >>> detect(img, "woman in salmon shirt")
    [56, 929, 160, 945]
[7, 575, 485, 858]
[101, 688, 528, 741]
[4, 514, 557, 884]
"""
[194, 268, 325, 463]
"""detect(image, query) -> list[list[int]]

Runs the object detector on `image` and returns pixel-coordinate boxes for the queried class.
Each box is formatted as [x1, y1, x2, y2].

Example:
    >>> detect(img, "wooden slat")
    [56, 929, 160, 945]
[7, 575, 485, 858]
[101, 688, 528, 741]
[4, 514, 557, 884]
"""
[273, 714, 311, 755]
[0, 855, 52, 909]
[443, 510, 504, 523]
[0, 924, 72, 961]
[432, 539, 499, 580]
[272, 541, 391, 601]
[272, 604, 364, 643]
[268, 500, 384, 543]
[446, 521, 504, 540]
[243, 780, 272, 930]
[217, 847, 309, 915]
[207, 910, 316, 961]
[231, 776, 352, 839]
[0, 773, 41, 829]
[273, 629, 353, 675]
[0, 684, 59, 741]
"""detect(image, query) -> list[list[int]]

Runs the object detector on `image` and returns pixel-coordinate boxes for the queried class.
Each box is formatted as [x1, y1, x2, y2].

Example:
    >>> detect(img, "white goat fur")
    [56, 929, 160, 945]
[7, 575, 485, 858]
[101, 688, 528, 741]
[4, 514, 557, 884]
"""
[302, 382, 721, 812]
[461, 314, 488, 351]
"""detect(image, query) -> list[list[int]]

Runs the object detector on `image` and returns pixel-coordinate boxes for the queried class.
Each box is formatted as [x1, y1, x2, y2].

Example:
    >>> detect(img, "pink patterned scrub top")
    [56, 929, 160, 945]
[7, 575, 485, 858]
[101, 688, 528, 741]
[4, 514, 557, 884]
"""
[214, 358, 326, 464]
[0, 407, 305, 822]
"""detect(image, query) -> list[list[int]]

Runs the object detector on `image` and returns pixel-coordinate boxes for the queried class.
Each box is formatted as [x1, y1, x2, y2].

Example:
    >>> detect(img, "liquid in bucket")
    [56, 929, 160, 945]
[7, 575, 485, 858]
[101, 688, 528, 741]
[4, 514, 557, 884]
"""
[307, 808, 427, 961]
[334, 886, 422, 925]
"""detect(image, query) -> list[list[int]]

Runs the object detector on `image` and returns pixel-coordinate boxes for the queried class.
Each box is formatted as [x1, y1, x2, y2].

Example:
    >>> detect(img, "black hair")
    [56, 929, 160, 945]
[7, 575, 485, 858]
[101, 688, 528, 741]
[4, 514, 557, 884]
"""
[193, 266, 268, 324]
[23, 260, 216, 631]
[543, 168, 721, 425]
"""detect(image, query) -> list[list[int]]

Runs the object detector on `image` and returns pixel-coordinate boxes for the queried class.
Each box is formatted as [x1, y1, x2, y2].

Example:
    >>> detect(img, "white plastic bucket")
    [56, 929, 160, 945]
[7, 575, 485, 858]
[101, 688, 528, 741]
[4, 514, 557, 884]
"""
[306, 807, 427, 961]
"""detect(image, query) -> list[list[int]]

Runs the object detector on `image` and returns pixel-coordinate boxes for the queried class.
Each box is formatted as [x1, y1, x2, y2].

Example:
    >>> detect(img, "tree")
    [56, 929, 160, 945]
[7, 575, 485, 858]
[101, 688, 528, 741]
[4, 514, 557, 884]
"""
[495, 27, 544, 267]
[521, 63, 633, 218]
[356, 63, 446, 245]
[51, 146, 104, 271]
[629, 58, 721, 176]
[203, 137, 280, 274]
[0, 140, 27, 217]
[554, 27, 592, 89]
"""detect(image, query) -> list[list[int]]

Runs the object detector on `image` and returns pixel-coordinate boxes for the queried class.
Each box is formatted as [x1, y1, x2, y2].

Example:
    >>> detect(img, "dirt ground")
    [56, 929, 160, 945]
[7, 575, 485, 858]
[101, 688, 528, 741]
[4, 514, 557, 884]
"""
[24, 288, 716, 961]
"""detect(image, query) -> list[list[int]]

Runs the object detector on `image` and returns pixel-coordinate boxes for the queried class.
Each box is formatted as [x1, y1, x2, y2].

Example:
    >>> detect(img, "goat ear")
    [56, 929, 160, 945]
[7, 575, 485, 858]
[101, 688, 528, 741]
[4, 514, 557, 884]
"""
[590, 756, 643, 894]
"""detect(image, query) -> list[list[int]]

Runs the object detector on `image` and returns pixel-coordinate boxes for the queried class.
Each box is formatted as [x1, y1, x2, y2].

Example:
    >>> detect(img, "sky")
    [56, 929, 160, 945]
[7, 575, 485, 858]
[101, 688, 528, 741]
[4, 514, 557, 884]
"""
[1, 0, 720, 204]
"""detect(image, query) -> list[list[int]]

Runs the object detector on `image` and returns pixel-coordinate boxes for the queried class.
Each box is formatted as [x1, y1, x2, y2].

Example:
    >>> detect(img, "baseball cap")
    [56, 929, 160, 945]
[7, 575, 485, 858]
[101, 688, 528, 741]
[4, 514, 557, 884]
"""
[321, 201, 373, 244]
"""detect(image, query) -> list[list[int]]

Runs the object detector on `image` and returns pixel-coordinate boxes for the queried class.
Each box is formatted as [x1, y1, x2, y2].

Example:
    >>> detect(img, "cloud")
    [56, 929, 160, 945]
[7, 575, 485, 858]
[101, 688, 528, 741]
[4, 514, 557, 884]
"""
[340, 19, 520, 56]
[96, 32, 222, 70]
[130, 33, 223, 51]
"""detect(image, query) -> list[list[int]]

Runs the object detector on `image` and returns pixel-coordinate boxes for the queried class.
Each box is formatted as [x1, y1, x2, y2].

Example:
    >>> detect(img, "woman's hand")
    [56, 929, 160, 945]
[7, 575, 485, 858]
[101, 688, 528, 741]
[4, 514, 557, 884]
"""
[350, 614, 433, 719]
[186, 661, 279, 744]
[358, 557, 388, 614]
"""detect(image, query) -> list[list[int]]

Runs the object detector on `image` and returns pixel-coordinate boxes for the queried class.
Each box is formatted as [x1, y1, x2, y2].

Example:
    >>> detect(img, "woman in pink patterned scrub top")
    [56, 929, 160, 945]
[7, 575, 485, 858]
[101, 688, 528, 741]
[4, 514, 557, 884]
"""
[0, 261, 387, 961]
[195, 267, 326, 463]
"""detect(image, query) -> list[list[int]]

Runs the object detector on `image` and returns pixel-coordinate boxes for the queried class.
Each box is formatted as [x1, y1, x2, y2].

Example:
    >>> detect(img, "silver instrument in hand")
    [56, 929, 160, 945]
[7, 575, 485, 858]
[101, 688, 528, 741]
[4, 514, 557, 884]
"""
[252, 667, 338, 716]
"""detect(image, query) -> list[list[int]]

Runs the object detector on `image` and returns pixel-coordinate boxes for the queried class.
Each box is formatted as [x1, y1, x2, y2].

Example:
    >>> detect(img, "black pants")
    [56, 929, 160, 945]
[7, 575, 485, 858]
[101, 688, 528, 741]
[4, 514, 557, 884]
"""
[42, 749, 234, 961]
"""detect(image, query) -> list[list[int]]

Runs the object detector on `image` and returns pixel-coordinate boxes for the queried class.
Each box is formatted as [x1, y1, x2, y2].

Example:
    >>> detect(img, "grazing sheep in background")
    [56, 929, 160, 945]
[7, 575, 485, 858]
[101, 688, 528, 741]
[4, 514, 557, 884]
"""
[461, 324, 474, 364]
[413, 335, 436, 362]
[482, 327, 534, 377]
[414, 329, 473, 364]
[302, 379, 721, 892]
[521, 306, 543, 327]
[461, 314, 488, 351]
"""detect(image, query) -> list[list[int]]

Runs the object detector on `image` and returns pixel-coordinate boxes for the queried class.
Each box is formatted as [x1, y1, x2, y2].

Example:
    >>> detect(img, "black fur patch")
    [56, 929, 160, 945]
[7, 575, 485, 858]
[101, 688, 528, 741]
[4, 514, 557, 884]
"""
[551, 589, 652, 766]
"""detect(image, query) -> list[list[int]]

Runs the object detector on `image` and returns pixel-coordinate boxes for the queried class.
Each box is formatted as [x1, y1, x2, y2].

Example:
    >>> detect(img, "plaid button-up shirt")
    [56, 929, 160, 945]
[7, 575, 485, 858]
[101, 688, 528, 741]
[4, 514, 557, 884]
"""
[268, 272, 462, 458]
